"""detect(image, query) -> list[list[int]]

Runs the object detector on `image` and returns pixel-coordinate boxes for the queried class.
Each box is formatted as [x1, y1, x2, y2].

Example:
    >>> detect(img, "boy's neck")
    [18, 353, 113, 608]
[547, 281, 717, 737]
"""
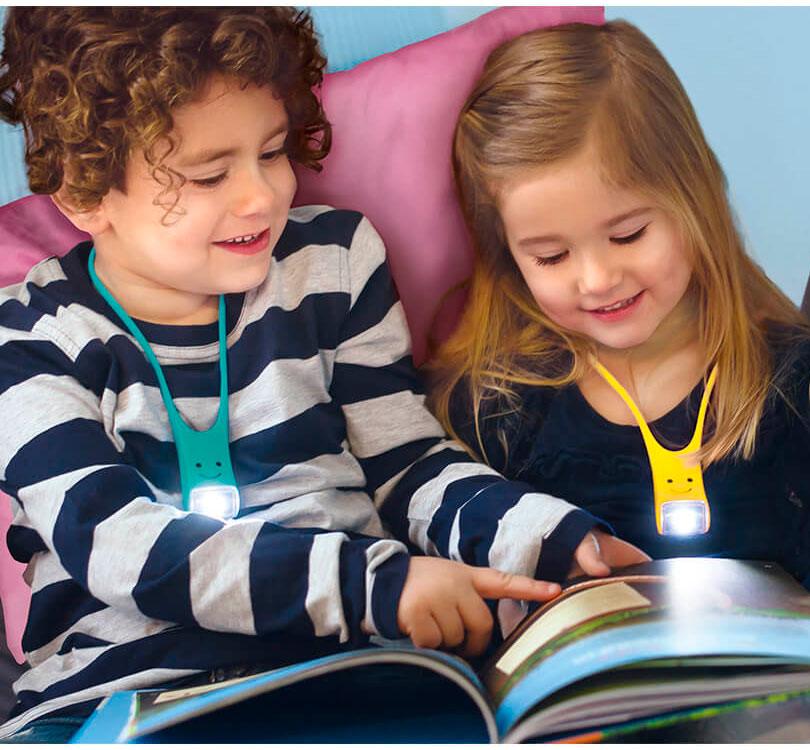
[92, 251, 220, 327]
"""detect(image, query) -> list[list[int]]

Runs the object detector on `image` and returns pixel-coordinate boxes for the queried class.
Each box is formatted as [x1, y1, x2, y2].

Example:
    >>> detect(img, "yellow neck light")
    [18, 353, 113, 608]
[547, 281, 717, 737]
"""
[591, 359, 718, 537]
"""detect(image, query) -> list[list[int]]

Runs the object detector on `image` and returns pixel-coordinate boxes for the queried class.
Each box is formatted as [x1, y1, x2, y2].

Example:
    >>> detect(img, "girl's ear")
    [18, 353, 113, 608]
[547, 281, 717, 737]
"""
[51, 189, 111, 235]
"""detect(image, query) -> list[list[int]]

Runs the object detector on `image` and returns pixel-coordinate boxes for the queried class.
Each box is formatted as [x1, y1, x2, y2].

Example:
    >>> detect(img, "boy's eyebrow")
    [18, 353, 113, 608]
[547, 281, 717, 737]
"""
[517, 207, 653, 247]
[176, 124, 289, 167]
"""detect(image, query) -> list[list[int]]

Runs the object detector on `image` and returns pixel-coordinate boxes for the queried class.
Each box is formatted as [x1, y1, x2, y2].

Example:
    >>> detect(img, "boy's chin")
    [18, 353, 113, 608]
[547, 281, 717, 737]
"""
[213, 264, 272, 295]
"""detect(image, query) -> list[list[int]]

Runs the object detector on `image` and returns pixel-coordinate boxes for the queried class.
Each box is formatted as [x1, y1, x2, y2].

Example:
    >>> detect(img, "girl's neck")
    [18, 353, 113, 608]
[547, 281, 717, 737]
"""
[594, 288, 703, 383]
[579, 290, 706, 426]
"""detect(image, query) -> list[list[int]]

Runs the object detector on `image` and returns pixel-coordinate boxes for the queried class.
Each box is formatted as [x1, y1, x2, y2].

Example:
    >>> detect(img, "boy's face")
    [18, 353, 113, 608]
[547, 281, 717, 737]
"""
[89, 75, 296, 323]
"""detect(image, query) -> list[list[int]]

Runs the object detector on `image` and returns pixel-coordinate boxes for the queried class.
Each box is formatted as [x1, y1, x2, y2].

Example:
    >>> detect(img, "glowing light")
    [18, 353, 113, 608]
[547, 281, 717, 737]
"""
[188, 484, 240, 520]
[661, 501, 708, 536]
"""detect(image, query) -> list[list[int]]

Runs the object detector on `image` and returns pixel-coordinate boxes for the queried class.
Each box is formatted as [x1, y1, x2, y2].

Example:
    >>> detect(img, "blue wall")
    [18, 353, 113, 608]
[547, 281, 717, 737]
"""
[1, 7, 807, 302]
[606, 6, 810, 307]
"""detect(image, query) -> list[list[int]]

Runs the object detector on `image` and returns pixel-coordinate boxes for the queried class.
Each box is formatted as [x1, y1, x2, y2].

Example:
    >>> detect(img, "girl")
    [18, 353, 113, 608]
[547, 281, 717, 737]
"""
[430, 20, 810, 585]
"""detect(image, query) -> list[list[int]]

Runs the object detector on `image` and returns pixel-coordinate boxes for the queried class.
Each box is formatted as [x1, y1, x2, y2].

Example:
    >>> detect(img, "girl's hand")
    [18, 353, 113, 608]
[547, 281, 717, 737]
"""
[568, 529, 651, 579]
[397, 557, 560, 658]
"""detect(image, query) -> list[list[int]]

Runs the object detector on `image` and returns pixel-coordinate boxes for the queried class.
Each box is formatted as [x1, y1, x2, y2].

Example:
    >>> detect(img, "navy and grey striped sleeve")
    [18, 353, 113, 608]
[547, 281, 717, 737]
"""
[0, 310, 409, 645]
[330, 217, 597, 580]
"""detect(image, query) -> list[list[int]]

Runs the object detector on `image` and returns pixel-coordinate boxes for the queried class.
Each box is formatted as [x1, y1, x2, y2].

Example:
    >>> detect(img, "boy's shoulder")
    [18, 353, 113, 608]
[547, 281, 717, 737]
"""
[0, 250, 74, 326]
[279, 205, 368, 257]
[0, 242, 113, 358]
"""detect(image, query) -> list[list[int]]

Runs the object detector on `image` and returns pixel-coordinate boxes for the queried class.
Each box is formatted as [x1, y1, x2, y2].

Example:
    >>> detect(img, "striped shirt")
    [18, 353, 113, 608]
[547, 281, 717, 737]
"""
[0, 206, 592, 734]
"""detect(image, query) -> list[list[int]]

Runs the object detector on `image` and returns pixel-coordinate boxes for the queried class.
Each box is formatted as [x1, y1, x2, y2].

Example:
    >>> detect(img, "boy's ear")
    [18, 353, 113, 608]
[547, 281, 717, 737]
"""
[51, 188, 111, 235]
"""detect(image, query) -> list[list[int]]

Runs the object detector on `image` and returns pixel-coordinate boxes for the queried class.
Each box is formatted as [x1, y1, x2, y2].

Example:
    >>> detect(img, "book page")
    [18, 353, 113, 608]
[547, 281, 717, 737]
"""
[495, 582, 651, 675]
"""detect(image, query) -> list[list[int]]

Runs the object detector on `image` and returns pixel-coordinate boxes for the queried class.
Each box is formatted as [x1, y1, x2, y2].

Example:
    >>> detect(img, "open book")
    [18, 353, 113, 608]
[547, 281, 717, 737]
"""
[71, 558, 810, 743]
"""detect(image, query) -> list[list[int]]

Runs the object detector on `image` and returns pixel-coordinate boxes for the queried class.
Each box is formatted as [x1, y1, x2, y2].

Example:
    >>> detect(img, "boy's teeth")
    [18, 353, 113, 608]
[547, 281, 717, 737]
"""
[227, 234, 258, 244]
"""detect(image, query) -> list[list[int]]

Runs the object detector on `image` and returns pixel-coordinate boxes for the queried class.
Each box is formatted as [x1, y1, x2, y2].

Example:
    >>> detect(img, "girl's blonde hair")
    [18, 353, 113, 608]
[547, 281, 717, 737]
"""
[430, 20, 809, 467]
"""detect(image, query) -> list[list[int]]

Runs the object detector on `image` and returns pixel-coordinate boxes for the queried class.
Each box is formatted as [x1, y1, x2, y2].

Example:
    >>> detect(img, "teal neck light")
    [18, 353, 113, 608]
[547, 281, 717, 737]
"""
[88, 248, 239, 519]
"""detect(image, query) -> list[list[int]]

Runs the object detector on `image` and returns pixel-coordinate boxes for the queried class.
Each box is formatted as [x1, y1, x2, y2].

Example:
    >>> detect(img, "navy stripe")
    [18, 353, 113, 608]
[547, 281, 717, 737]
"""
[426, 475, 503, 560]
[331, 355, 424, 406]
[8, 419, 125, 488]
[24, 580, 107, 652]
[57, 633, 112, 655]
[229, 293, 347, 373]
[338, 539, 370, 647]
[0, 297, 51, 334]
[378, 447, 474, 542]
[249, 524, 316, 637]
[120, 399, 350, 496]
[13, 626, 344, 716]
[0, 339, 76, 397]
[95, 292, 352, 397]
[456, 479, 533, 567]
[368, 551, 409, 641]
[339, 262, 398, 343]
[5, 523, 48, 563]
[117, 431, 181, 493]
[232, 402, 347, 485]
[274, 209, 362, 263]
[133, 514, 224, 626]
[358, 437, 443, 495]
[53, 465, 155, 587]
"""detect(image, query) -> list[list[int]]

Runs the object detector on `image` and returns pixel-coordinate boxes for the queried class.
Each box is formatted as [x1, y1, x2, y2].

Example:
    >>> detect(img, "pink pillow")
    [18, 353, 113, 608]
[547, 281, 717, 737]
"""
[0, 6, 604, 664]
[0, 196, 89, 288]
[295, 6, 604, 365]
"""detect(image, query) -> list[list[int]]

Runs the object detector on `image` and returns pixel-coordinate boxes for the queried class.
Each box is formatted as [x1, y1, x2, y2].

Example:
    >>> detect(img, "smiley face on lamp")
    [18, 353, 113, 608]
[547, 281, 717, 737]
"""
[652, 451, 711, 536]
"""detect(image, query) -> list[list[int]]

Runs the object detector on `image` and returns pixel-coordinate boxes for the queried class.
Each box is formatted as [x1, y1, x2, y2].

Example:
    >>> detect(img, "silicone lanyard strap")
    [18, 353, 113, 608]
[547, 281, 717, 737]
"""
[590, 357, 718, 535]
[88, 248, 238, 513]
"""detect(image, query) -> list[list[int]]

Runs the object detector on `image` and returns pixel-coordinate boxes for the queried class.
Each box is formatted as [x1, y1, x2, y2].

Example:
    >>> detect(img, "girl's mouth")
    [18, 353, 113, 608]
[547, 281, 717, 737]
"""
[587, 291, 644, 320]
[213, 228, 270, 255]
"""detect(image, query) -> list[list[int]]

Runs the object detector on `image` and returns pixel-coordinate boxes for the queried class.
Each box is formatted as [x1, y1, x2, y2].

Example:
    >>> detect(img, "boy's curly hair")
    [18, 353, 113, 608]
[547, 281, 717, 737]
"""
[0, 7, 331, 212]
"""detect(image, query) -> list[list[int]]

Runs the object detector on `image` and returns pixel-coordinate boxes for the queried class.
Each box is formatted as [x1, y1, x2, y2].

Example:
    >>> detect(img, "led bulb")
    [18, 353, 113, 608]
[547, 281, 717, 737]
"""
[660, 500, 709, 536]
[188, 484, 240, 520]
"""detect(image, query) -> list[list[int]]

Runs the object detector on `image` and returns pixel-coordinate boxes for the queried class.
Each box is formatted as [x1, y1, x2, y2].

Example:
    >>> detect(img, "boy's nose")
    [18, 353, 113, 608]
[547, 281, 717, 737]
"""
[231, 169, 277, 217]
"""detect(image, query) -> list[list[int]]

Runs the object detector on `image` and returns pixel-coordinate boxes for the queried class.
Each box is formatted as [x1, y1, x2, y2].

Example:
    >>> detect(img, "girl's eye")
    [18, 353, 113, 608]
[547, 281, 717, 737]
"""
[191, 173, 226, 188]
[611, 224, 649, 245]
[533, 252, 567, 267]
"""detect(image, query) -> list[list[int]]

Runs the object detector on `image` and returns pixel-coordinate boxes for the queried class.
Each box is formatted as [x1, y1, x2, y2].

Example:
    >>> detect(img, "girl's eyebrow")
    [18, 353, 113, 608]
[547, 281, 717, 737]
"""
[517, 207, 653, 248]
[177, 124, 288, 168]
[602, 206, 653, 229]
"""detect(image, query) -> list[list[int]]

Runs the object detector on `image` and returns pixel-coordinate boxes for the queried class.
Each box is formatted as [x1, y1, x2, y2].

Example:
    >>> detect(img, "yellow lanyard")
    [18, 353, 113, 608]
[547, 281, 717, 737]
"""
[590, 359, 718, 536]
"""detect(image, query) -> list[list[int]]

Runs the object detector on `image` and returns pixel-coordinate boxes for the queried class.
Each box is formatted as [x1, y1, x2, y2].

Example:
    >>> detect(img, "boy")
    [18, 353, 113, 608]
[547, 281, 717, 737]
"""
[0, 8, 643, 741]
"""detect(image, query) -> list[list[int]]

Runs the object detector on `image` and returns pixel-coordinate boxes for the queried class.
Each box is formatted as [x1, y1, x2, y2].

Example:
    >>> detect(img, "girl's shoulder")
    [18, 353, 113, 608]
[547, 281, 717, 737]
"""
[447, 374, 560, 474]
[765, 321, 810, 414]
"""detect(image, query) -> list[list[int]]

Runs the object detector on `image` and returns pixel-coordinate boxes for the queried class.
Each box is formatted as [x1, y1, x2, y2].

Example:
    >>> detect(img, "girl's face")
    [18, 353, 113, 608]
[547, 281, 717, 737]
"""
[497, 143, 694, 355]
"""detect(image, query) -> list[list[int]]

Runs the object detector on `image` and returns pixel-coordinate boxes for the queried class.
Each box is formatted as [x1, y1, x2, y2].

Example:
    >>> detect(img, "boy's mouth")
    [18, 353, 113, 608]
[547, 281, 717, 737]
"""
[213, 228, 271, 256]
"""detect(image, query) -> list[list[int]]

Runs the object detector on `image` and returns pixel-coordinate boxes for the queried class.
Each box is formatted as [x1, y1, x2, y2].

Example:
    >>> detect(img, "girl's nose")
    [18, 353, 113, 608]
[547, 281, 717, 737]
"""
[576, 253, 622, 297]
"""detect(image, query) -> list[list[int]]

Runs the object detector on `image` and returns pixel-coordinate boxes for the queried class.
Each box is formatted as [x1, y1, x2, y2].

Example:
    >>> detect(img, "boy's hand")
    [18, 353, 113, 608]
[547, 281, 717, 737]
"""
[396, 557, 560, 658]
[568, 529, 650, 579]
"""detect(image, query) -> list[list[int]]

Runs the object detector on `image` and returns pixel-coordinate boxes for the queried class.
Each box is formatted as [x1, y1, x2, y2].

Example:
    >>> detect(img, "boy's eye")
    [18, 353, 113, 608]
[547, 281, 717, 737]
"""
[611, 224, 649, 245]
[260, 147, 285, 162]
[533, 251, 567, 267]
[191, 173, 226, 188]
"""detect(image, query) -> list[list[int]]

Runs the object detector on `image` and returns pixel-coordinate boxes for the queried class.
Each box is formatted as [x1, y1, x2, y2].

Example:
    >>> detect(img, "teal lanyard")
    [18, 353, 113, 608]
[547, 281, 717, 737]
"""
[88, 248, 239, 518]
